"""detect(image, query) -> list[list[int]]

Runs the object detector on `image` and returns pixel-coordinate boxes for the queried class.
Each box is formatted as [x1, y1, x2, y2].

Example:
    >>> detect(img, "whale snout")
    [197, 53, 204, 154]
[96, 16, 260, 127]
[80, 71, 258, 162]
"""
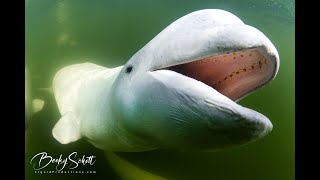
[163, 96, 274, 151]
[237, 107, 273, 139]
[203, 103, 273, 150]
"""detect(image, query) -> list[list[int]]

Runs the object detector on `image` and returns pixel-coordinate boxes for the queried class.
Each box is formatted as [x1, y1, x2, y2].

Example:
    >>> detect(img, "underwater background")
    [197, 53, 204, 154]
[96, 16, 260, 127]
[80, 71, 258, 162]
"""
[25, 0, 294, 180]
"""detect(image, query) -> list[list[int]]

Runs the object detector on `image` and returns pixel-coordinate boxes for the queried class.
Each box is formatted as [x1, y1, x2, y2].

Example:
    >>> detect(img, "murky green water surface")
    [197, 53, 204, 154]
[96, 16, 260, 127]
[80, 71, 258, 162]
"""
[25, 0, 294, 179]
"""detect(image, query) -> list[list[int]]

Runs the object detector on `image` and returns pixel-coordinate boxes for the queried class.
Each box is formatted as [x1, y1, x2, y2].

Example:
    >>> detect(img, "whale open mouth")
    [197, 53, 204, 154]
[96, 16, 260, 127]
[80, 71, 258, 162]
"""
[161, 47, 276, 101]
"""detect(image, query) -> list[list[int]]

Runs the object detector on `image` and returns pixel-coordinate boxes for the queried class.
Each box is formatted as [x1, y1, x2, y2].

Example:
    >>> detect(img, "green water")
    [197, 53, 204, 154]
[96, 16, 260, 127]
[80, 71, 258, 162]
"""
[25, 0, 294, 179]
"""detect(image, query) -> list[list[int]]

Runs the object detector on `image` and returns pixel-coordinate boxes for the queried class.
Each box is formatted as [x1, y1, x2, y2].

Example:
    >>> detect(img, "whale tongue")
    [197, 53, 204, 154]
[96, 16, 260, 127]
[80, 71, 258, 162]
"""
[166, 48, 274, 101]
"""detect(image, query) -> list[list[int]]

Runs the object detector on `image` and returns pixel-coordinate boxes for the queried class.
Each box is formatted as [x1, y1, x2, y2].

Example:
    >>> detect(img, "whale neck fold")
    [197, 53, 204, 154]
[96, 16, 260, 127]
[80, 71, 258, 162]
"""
[52, 63, 124, 146]
[77, 64, 124, 140]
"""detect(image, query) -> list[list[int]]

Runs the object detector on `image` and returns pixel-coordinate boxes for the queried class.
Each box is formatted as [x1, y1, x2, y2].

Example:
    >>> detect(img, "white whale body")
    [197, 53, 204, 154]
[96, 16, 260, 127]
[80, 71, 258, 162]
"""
[52, 9, 279, 151]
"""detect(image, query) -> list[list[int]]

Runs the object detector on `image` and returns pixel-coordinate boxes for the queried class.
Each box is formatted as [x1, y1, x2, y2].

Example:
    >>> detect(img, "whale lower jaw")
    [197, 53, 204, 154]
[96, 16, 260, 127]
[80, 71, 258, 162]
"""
[157, 47, 276, 101]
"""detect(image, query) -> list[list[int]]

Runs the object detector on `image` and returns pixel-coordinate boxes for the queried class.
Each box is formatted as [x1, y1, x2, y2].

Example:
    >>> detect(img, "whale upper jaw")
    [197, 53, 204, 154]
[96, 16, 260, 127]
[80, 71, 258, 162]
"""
[126, 9, 279, 102]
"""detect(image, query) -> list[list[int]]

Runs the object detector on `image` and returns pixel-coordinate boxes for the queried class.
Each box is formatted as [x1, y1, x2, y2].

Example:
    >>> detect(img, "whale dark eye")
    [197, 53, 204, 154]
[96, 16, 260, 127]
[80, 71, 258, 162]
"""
[126, 65, 133, 74]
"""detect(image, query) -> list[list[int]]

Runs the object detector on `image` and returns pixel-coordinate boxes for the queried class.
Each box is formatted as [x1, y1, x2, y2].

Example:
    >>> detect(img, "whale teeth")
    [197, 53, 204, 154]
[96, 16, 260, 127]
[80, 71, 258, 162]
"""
[163, 47, 273, 101]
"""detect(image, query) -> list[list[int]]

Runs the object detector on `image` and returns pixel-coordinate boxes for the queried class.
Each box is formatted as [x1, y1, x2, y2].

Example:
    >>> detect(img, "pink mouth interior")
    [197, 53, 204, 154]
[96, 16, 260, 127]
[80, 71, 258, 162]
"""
[165, 48, 274, 101]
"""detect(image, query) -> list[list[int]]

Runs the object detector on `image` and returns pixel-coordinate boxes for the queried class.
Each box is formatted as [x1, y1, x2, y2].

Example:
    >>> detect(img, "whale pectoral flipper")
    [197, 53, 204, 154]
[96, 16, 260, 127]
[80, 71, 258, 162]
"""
[52, 112, 81, 144]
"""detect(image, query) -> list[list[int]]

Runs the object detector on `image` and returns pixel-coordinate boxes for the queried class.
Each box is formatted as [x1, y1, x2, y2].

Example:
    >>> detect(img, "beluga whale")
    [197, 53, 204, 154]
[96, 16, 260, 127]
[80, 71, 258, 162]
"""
[52, 9, 279, 152]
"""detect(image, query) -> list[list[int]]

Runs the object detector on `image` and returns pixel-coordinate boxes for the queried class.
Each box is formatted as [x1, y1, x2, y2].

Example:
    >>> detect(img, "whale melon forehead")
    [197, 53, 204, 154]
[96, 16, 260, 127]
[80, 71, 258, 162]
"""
[175, 9, 244, 27]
